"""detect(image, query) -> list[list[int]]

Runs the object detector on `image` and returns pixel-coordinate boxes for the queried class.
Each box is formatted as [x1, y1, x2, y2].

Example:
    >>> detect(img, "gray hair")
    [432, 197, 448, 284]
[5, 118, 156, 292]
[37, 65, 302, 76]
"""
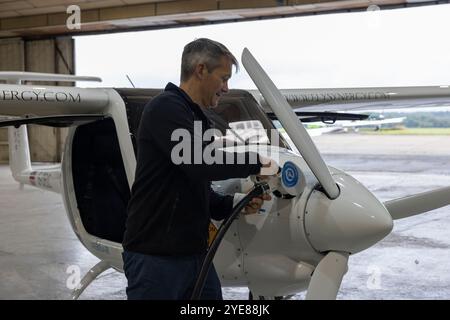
[180, 38, 239, 82]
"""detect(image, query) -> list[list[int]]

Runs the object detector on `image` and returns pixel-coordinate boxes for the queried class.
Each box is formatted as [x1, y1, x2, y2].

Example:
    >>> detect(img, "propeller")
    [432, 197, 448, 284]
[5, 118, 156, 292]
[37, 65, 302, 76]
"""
[241, 48, 396, 300]
[242, 48, 348, 299]
[241, 48, 340, 200]
[305, 251, 349, 300]
[384, 186, 450, 220]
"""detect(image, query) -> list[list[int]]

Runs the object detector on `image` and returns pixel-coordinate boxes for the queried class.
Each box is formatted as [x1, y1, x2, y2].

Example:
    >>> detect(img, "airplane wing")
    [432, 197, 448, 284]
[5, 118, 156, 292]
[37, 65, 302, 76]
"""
[266, 111, 368, 123]
[0, 114, 106, 128]
[249, 86, 450, 113]
[0, 83, 109, 116]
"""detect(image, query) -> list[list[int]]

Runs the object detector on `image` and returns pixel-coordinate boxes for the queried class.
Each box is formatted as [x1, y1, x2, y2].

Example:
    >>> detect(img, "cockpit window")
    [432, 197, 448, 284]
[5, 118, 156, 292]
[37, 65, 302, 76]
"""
[205, 93, 289, 149]
[114, 88, 290, 151]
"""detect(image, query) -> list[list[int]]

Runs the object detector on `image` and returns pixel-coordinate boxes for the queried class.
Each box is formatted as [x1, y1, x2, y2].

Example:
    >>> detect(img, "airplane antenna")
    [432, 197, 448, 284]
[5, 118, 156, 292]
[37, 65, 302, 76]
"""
[126, 74, 136, 88]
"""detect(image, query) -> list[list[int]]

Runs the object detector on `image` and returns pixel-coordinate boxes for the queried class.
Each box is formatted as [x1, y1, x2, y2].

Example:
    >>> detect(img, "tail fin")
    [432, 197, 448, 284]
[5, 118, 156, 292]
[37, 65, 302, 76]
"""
[8, 125, 32, 182]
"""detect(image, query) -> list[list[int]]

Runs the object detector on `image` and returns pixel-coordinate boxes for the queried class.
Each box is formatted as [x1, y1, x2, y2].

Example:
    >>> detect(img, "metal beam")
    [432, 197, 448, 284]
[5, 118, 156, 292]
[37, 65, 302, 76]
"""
[0, 0, 448, 39]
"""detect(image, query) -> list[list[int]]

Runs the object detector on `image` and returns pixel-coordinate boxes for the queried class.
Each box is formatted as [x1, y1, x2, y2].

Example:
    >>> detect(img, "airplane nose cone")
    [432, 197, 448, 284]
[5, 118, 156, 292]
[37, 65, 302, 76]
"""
[304, 174, 393, 254]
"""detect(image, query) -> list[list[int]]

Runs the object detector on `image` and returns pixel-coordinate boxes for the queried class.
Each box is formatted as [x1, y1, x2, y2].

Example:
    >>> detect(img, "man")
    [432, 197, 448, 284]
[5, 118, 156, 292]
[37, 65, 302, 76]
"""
[122, 38, 277, 300]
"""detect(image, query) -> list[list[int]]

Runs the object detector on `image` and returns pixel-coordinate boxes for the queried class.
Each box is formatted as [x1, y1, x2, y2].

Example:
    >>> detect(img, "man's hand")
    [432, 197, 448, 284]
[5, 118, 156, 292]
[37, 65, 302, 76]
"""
[258, 155, 279, 178]
[243, 193, 272, 215]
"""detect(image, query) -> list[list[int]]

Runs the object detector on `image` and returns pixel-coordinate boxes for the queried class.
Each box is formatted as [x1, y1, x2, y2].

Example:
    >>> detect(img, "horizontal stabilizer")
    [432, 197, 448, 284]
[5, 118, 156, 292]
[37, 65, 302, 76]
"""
[384, 187, 450, 220]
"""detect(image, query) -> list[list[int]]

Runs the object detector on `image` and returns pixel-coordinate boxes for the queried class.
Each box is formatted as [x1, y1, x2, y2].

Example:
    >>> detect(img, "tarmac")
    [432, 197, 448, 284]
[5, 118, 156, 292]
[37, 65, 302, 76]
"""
[1, 133, 450, 299]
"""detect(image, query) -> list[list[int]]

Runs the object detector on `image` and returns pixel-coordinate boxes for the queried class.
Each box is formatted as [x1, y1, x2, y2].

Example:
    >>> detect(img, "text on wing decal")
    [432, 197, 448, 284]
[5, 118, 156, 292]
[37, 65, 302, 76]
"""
[0, 90, 81, 103]
[283, 92, 391, 103]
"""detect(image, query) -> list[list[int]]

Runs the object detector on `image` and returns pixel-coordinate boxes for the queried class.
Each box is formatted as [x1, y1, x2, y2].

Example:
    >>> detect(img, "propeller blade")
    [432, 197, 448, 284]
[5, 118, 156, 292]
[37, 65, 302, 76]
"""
[241, 48, 340, 199]
[384, 186, 450, 220]
[305, 251, 349, 300]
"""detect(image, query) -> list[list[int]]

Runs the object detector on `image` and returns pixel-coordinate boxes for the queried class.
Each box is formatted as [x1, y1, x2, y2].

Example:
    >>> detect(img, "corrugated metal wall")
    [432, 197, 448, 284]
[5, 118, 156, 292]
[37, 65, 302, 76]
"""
[0, 36, 73, 163]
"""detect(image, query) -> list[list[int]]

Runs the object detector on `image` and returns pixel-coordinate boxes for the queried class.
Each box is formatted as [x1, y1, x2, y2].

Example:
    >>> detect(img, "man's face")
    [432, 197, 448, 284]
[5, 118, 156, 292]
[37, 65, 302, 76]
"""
[200, 56, 232, 108]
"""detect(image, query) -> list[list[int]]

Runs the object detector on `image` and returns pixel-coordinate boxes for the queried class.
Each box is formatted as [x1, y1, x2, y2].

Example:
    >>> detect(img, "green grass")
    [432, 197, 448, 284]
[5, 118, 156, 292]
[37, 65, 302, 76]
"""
[361, 128, 450, 135]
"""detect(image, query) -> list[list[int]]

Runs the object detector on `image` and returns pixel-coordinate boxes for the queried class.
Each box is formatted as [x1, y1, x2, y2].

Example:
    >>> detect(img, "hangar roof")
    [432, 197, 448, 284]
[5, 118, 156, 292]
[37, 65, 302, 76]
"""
[0, 0, 446, 39]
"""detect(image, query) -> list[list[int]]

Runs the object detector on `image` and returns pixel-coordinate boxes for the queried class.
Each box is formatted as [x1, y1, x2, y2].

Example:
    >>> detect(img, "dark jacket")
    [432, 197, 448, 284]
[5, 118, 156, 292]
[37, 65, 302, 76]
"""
[123, 83, 262, 255]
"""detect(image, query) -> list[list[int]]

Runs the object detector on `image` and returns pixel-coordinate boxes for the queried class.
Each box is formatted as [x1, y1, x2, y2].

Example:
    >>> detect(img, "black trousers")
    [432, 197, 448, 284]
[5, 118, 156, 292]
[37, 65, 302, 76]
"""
[122, 250, 223, 300]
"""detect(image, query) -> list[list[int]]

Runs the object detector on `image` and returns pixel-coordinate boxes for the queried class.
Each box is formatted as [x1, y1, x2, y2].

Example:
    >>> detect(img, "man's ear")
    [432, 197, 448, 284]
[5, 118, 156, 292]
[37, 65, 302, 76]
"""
[194, 63, 208, 79]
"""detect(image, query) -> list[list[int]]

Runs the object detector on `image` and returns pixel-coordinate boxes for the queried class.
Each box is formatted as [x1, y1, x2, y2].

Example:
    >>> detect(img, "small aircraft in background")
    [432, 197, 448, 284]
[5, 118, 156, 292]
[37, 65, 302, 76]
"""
[339, 115, 406, 132]
[297, 115, 407, 137]
[1, 49, 450, 300]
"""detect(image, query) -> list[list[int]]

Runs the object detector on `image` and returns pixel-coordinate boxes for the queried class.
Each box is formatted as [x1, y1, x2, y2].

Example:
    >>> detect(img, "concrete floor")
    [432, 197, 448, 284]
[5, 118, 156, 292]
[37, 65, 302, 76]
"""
[1, 133, 450, 299]
[0, 164, 126, 299]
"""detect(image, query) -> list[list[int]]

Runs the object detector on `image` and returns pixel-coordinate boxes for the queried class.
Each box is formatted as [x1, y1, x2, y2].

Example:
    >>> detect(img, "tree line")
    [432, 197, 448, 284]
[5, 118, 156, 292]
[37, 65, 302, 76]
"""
[371, 111, 450, 128]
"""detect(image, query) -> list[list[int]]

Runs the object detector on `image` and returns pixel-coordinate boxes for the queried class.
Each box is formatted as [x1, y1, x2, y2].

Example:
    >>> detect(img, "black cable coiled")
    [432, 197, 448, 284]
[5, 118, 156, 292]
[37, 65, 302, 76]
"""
[191, 182, 270, 300]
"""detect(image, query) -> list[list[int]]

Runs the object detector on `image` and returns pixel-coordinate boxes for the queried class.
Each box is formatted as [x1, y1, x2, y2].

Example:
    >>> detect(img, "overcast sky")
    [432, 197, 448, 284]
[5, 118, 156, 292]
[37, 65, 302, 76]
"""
[75, 3, 450, 90]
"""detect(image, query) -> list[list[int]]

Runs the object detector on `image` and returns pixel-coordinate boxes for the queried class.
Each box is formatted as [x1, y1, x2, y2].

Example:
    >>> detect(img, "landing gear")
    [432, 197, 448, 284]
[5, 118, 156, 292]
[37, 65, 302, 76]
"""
[70, 260, 111, 300]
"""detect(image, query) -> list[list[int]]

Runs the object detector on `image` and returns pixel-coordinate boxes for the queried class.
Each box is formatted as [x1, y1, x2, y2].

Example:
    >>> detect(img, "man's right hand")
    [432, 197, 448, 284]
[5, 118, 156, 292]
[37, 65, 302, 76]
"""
[258, 155, 279, 177]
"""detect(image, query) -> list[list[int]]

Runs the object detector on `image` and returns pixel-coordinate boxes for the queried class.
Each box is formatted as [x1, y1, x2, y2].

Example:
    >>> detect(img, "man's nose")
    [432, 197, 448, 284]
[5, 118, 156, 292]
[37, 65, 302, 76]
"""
[222, 81, 229, 93]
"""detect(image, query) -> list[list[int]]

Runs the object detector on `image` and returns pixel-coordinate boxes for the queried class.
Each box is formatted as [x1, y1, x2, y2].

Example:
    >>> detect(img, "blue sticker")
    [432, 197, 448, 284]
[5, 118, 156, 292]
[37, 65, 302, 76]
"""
[282, 161, 299, 188]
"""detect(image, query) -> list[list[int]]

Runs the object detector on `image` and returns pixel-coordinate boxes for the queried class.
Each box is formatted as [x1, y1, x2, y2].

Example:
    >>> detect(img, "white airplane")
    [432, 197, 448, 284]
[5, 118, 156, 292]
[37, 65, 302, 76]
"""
[340, 116, 406, 132]
[1, 49, 450, 300]
[292, 116, 406, 137]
